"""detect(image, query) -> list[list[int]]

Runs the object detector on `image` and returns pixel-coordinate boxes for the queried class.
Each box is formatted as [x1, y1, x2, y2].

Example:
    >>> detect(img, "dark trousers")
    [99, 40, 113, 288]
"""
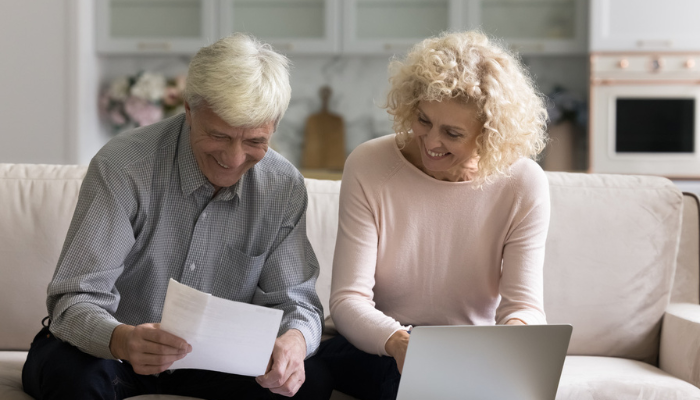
[316, 335, 401, 400]
[22, 326, 333, 400]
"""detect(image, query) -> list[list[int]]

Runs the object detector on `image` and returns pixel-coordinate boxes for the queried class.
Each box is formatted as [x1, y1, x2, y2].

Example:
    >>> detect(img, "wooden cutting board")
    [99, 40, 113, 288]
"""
[302, 86, 346, 171]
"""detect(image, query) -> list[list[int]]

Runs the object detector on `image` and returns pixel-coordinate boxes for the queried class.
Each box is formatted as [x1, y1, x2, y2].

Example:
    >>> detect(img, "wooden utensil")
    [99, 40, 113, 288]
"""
[302, 86, 346, 171]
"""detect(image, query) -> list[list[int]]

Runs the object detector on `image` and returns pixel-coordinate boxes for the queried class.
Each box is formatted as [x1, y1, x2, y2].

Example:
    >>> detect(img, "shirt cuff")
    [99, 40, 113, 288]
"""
[88, 318, 123, 360]
[279, 324, 319, 358]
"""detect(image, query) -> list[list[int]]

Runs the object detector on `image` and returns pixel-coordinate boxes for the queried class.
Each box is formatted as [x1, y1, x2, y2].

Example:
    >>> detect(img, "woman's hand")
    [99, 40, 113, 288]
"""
[505, 318, 526, 325]
[384, 330, 411, 374]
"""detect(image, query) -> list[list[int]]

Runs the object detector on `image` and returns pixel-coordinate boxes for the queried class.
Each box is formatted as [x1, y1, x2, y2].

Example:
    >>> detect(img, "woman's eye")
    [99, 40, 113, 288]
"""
[418, 117, 430, 125]
[446, 131, 462, 139]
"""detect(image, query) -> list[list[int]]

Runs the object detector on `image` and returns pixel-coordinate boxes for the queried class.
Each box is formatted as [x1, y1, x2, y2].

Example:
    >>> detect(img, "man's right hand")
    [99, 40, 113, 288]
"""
[109, 323, 192, 375]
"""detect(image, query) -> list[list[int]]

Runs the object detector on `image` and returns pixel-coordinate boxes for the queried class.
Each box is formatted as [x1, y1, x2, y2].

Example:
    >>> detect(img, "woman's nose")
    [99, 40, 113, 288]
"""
[423, 127, 442, 148]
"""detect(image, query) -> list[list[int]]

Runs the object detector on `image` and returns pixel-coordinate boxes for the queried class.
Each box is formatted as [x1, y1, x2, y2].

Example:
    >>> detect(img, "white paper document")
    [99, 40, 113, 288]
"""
[159, 278, 283, 377]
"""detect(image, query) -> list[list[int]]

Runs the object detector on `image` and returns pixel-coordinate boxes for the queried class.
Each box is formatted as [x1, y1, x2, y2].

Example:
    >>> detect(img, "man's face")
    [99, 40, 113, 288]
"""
[185, 103, 274, 192]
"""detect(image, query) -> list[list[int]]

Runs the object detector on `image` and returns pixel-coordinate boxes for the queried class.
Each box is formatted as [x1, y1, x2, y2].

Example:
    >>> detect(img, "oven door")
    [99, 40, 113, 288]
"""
[591, 83, 700, 177]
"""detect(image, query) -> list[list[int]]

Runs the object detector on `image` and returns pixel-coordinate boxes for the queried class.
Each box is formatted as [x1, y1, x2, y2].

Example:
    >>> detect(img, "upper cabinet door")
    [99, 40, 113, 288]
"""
[96, 0, 218, 54]
[590, 0, 700, 52]
[342, 0, 461, 54]
[465, 0, 587, 55]
[219, 0, 340, 54]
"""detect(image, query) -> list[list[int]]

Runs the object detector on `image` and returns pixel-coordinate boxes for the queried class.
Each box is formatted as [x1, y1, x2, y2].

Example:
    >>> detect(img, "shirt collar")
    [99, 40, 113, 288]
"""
[177, 117, 242, 202]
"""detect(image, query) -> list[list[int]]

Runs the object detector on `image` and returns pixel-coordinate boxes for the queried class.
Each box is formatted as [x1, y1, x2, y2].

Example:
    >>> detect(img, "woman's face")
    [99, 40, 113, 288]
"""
[410, 99, 483, 181]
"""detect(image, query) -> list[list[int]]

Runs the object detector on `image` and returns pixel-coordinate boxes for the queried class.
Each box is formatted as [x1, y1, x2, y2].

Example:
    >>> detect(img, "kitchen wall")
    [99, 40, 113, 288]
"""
[0, 0, 71, 164]
[99, 53, 589, 167]
[0, 1, 589, 167]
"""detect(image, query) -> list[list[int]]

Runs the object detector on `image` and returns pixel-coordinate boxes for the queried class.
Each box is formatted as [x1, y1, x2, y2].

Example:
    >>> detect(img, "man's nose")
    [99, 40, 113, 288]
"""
[224, 142, 246, 168]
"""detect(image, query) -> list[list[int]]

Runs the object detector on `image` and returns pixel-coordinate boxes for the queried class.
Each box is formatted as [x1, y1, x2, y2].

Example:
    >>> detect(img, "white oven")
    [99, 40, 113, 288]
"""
[590, 53, 700, 177]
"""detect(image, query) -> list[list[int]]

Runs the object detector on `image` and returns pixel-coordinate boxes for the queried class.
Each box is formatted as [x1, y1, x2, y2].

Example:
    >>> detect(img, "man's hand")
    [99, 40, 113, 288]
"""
[256, 329, 307, 397]
[385, 329, 410, 374]
[109, 323, 192, 375]
[505, 318, 526, 325]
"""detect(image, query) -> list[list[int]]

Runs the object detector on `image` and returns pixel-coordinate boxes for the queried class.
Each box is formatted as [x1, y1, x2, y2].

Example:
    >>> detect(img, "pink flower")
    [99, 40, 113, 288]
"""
[109, 109, 126, 126]
[124, 96, 163, 127]
[163, 86, 182, 107]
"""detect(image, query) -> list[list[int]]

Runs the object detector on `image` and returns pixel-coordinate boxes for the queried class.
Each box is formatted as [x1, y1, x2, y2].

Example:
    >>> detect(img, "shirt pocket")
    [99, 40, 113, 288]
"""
[213, 247, 268, 302]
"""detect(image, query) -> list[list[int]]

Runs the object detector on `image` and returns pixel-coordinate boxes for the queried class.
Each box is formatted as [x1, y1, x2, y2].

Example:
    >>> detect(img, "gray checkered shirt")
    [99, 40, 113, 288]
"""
[47, 114, 323, 360]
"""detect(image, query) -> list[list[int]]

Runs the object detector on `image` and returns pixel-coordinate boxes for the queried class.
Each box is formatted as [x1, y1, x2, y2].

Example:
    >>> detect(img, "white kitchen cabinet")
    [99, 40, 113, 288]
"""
[463, 0, 588, 55]
[590, 0, 700, 51]
[342, 0, 461, 54]
[96, 0, 588, 56]
[96, 0, 218, 54]
[219, 0, 340, 54]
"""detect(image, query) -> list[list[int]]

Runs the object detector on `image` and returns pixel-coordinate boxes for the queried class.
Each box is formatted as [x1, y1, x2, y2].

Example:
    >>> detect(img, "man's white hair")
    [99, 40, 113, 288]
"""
[184, 33, 291, 128]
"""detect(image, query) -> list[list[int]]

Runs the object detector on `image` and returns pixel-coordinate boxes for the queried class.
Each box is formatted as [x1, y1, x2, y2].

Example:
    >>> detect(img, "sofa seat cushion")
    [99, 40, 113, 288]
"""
[0, 352, 29, 400]
[557, 356, 700, 399]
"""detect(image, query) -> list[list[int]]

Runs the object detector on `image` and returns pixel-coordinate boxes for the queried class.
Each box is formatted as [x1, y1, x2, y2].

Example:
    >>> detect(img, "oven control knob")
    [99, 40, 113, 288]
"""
[685, 59, 696, 69]
[618, 59, 629, 69]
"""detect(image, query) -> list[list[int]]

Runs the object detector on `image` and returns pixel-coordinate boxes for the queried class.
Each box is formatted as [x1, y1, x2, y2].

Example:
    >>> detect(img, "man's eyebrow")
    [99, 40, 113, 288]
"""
[206, 129, 229, 136]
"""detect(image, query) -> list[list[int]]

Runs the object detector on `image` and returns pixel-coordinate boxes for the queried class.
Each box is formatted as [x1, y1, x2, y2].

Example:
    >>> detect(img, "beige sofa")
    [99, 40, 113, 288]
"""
[1, 163, 700, 400]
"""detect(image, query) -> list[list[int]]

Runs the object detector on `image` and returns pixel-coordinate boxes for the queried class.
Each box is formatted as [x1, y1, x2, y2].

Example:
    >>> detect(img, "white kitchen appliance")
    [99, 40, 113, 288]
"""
[589, 53, 700, 177]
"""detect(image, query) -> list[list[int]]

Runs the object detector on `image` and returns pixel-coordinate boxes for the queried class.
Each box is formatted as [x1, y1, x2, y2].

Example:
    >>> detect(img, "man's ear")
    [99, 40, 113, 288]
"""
[184, 101, 192, 126]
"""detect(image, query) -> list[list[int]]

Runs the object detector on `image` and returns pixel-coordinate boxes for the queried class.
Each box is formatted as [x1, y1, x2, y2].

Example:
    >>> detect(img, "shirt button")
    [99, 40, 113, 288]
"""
[189, 263, 196, 271]
[202, 212, 207, 219]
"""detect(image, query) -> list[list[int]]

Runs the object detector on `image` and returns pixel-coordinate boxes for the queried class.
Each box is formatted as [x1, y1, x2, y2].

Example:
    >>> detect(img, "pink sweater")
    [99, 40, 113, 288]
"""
[329, 134, 550, 356]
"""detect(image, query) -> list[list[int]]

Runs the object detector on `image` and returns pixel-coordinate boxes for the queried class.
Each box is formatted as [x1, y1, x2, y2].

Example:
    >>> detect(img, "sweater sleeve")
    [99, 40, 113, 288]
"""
[329, 149, 409, 356]
[496, 161, 550, 325]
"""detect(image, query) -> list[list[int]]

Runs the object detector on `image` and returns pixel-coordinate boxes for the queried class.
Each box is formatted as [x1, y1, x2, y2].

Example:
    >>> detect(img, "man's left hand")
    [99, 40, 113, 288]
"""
[256, 329, 307, 397]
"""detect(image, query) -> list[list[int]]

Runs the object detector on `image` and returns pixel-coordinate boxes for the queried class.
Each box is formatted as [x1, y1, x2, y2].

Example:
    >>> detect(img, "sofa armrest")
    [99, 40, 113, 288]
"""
[660, 303, 700, 388]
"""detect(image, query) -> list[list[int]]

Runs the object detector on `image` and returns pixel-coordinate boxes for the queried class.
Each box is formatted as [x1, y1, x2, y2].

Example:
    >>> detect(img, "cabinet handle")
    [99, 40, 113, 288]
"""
[137, 42, 172, 51]
[636, 39, 673, 48]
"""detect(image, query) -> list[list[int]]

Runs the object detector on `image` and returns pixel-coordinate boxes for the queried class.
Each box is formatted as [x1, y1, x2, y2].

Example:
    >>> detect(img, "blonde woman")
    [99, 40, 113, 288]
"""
[316, 31, 550, 400]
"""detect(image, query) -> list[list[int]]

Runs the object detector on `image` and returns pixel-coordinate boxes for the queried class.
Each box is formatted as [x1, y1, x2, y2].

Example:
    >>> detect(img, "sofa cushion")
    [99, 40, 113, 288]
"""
[557, 356, 700, 399]
[304, 178, 342, 319]
[0, 164, 87, 351]
[673, 194, 700, 303]
[544, 172, 683, 363]
[0, 352, 29, 400]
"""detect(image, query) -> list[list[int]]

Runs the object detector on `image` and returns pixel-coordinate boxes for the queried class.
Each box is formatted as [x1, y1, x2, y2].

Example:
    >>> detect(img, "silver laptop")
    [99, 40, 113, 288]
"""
[397, 324, 573, 400]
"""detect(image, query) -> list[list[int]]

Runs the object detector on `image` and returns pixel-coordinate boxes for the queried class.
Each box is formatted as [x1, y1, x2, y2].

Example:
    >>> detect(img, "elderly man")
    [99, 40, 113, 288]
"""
[21, 34, 328, 400]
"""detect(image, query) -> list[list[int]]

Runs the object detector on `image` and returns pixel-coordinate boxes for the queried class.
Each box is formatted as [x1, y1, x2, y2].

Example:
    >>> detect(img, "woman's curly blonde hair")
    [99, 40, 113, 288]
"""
[386, 31, 548, 185]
